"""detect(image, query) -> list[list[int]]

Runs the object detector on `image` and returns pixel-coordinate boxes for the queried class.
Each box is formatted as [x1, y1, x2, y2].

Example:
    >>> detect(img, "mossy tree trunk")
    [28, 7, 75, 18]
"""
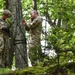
[7, 0, 28, 69]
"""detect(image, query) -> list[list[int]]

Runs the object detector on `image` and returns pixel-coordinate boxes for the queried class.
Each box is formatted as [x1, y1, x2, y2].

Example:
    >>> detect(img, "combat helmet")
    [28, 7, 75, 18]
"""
[3, 9, 11, 17]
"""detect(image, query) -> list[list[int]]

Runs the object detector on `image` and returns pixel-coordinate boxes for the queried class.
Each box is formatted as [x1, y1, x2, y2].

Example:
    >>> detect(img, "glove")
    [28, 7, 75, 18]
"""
[22, 19, 26, 25]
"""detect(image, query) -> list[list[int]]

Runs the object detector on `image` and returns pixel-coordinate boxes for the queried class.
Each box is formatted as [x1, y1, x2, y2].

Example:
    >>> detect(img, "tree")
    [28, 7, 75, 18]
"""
[8, 0, 28, 69]
[32, 0, 37, 10]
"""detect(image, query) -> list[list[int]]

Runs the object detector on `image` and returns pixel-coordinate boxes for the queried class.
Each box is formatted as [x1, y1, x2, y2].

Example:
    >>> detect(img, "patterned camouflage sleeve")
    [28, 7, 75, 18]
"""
[29, 16, 43, 29]
[25, 24, 30, 31]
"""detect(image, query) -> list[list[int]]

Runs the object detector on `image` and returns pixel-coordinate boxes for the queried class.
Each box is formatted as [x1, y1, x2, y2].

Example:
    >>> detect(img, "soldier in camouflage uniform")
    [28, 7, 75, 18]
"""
[0, 9, 11, 67]
[22, 10, 43, 66]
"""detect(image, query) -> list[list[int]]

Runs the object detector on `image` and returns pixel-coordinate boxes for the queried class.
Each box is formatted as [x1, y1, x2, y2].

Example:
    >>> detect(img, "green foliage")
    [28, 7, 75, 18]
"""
[21, 0, 32, 20]
[0, 68, 11, 74]
[47, 26, 75, 65]
[0, 0, 75, 74]
[0, 0, 4, 17]
[47, 27, 75, 52]
[1, 62, 75, 75]
[21, 0, 75, 70]
[0, 0, 4, 9]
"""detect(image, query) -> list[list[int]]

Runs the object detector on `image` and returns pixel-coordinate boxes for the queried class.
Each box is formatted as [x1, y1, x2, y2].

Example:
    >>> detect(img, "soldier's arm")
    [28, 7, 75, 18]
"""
[22, 19, 30, 31]
[25, 24, 30, 31]
[29, 17, 42, 29]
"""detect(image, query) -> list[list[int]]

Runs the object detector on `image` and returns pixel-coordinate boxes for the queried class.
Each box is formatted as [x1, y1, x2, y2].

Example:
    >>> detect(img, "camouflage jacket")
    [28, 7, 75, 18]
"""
[0, 18, 10, 36]
[0, 18, 11, 50]
[25, 16, 43, 46]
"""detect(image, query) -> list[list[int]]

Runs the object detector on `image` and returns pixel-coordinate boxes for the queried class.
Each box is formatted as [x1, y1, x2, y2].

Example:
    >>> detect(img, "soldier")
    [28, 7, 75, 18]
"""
[0, 9, 11, 67]
[22, 10, 43, 66]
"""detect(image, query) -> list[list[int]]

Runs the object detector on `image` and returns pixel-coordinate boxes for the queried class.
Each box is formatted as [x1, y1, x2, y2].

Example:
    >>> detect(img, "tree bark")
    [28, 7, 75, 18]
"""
[8, 0, 28, 69]
[32, 0, 37, 10]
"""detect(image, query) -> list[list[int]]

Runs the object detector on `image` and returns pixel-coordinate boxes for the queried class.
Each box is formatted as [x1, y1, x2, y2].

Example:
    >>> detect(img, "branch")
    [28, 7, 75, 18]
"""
[46, 13, 55, 27]
[57, 18, 62, 27]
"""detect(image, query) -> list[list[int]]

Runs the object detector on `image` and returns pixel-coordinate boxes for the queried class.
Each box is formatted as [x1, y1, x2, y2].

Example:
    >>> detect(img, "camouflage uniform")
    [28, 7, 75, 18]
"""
[25, 16, 43, 66]
[0, 10, 11, 67]
[0, 20, 4, 67]
[0, 19, 9, 67]
[5, 18, 12, 68]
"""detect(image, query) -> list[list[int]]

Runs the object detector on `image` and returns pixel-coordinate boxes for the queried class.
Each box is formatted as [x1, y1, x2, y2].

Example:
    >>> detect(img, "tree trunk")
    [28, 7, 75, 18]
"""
[32, 0, 37, 10]
[8, 0, 28, 69]
[4, 0, 9, 9]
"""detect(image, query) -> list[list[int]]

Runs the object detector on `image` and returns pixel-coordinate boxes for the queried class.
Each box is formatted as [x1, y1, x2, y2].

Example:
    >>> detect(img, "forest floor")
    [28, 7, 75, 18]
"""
[0, 62, 75, 75]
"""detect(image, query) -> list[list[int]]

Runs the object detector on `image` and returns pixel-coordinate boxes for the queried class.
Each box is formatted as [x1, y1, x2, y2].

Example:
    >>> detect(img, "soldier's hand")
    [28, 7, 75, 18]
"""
[22, 19, 26, 26]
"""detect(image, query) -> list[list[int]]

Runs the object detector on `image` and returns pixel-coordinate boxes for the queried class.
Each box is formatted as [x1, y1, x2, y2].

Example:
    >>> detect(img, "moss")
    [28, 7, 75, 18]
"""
[15, 66, 48, 75]
[0, 62, 75, 75]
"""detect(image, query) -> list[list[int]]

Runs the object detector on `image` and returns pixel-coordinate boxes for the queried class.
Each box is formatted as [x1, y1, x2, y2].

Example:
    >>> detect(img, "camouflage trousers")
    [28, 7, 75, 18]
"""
[0, 35, 10, 67]
[0, 36, 4, 67]
[29, 44, 42, 66]
[4, 36, 11, 67]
